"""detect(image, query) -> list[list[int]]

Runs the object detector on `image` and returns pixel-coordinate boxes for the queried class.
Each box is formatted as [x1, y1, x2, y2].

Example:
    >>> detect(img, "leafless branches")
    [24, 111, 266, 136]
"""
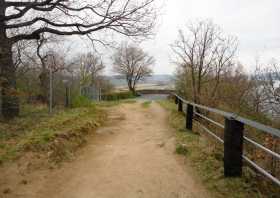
[75, 52, 105, 88]
[250, 60, 280, 117]
[0, 0, 157, 118]
[3, 0, 157, 43]
[172, 20, 237, 104]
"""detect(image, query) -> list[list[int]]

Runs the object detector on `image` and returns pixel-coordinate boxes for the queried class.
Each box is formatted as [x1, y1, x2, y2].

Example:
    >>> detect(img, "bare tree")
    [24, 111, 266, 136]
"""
[0, 0, 157, 119]
[242, 59, 268, 114]
[78, 52, 105, 87]
[35, 35, 72, 103]
[263, 61, 280, 117]
[112, 43, 154, 94]
[171, 20, 237, 104]
[252, 60, 280, 117]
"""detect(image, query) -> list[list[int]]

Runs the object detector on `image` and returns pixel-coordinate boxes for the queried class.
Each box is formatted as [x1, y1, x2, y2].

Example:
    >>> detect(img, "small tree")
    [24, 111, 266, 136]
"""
[112, 43, 154, 94]
[253, 59, 280, 117]
[77, 52, 105, 88]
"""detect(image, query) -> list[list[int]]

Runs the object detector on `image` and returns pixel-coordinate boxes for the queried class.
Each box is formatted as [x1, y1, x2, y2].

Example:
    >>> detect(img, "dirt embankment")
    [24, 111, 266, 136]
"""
[0, 101, 210, 198]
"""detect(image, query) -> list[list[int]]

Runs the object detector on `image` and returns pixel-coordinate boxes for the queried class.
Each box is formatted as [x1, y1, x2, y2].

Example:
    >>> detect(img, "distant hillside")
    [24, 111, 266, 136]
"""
[254, 72, 280, 80]
[105, 74, 174, 87]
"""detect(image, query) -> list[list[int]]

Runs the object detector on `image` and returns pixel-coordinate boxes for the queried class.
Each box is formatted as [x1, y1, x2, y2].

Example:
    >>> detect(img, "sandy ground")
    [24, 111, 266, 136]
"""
[0, 101, 210, 198]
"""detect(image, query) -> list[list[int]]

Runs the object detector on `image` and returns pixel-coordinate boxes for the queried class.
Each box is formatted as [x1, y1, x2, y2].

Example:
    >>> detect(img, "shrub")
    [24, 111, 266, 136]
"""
[101, 91, 136, 101]
[72, 95, 95, 108]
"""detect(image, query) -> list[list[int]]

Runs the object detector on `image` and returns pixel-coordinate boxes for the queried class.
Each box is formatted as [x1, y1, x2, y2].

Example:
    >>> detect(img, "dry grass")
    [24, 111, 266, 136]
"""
[158, 100, 279, 198]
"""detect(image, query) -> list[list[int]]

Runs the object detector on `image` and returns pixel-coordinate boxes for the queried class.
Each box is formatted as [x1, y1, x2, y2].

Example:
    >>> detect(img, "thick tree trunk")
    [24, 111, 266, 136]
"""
[0, 2, 19, 119]
[0, 40, 19, 119]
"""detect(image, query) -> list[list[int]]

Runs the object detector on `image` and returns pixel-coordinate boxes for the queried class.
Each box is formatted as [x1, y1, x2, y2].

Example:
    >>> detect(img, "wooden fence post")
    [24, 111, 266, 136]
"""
[224, 118, 244, 177]
[178, 99, 183, 112]
[175, 96, 178, 104]
[186, 104, 193, 130]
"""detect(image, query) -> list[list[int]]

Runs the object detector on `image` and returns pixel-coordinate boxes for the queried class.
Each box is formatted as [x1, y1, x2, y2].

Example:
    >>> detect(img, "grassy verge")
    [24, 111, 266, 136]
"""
[158, 100, 277, 198]
[0, 103, 106, 164]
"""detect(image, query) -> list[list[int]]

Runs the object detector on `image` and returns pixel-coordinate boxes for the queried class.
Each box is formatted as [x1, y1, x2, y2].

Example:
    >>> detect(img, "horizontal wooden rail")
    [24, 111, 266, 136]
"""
[174, 94, 280, 138]
[172, 93, 280, 186]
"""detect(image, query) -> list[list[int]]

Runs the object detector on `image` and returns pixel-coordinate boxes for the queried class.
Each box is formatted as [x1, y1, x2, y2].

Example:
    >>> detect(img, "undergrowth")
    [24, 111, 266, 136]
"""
[158, 100, 279, 198]
[101, 91, 136, 101]
[71, 95, 95, 108]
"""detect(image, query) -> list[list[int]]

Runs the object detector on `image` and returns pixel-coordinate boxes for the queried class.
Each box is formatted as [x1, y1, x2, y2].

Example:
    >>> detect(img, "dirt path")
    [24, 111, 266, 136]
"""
[1, 101, 211, 198]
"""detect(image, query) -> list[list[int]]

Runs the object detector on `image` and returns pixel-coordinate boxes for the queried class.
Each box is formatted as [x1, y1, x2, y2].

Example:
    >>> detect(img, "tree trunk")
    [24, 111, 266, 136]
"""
[0, 2, 19, 119]
[0, 40, 19, 119]
[128, 83, 136, 95]
[127, 78, 136, 95]
[129, 86, 136, 95]
[190, 67, 198, 103]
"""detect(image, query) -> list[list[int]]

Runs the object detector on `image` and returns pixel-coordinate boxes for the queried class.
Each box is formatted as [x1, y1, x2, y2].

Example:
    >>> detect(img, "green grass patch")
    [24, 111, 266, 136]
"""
[72, 95, 96, 108]
[158, 100, 278, 198]
[175, 143, 188, 155]
[0, 104, 106, 164]
[141, 101, 152, 108]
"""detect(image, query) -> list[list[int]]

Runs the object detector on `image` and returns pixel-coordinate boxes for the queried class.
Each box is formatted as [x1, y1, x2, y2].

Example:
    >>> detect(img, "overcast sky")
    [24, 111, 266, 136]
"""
[139, 0, 280, 74]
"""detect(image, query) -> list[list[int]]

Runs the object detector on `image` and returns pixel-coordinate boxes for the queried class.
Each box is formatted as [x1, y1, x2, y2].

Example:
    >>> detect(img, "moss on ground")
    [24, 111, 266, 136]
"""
[158, 100, 279, 198]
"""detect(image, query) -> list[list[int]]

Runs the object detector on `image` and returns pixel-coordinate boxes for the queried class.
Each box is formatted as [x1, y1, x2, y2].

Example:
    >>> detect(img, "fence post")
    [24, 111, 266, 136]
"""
[224, 118, 244, 177]
[175, 96, 178, 104]
[178, 99, 183, 112]
[186, 104, 193, 130]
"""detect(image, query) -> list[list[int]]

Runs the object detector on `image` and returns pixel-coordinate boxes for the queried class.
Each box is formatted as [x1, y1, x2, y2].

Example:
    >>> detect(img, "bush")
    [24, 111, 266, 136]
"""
[72, 95, 95, 108]
[101, 91, 136, 101]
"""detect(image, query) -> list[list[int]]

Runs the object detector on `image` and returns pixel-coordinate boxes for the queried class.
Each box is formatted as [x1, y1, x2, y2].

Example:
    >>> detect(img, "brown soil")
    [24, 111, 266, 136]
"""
[0, 101, 211, 198]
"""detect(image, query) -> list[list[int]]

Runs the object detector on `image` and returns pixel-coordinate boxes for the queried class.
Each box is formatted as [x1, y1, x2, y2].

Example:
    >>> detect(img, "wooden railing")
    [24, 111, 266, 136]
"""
[173, 94, 280, 186]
